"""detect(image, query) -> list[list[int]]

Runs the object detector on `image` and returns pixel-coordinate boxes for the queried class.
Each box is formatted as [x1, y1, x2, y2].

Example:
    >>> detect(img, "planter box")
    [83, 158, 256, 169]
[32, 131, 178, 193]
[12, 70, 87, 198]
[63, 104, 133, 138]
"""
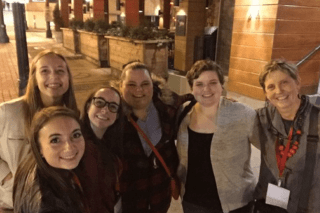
[53, 31, 63, 43]
[105, 36, 173, 79]
[78, 30, 108, 67]
[61, 28, 80, 54]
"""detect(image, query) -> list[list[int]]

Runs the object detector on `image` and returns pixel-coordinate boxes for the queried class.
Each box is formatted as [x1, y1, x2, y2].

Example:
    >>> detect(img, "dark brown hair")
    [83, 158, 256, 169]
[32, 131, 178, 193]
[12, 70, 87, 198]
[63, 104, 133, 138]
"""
[81, 85, 121, 133]
[120, 61, 152, 83]
[186, 59, 225, 89]
[14, 106, 84, 212]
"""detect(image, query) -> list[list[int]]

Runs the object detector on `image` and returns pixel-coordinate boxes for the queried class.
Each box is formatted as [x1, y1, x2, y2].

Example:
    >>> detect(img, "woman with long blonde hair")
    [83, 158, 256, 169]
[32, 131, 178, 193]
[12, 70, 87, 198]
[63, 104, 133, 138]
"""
[0, 49, 77, 210]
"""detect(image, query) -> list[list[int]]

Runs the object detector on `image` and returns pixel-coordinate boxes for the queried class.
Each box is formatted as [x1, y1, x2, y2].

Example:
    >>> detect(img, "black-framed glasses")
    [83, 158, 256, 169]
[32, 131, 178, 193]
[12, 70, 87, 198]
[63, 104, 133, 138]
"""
[92, 97, 119, 113]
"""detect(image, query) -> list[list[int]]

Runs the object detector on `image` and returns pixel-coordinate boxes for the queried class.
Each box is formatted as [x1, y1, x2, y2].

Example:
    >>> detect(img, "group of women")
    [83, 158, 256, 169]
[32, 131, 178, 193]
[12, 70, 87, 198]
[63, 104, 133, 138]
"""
[0, 48, 318, 213]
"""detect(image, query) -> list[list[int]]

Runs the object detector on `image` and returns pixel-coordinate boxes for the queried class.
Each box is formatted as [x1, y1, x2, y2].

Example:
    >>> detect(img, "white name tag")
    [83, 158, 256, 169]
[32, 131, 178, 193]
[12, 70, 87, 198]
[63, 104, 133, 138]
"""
[114, 197, 122, 213]
[266, 183, 290, 210]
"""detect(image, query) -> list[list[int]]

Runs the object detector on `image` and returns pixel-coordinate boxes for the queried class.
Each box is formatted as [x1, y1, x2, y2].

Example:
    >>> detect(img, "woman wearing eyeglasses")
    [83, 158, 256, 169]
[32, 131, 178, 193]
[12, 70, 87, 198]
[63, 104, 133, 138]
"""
[81, 85, 122, 213]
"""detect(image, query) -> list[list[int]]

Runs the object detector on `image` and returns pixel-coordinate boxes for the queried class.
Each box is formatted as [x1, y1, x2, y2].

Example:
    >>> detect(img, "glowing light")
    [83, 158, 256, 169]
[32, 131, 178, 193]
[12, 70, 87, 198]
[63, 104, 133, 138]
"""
[159, 17, 163, 28]
[120, 12, 125, 17]
[177, 9, 186, 16]
[248, 0, 260, 19]
[155, 5, 161, 15]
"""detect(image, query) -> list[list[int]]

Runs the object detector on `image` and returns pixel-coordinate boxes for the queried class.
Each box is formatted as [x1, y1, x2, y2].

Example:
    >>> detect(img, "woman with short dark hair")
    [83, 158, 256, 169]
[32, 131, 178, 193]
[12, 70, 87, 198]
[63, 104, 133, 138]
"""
[176, 59, 258, 213]
[254, 59, 320, 213]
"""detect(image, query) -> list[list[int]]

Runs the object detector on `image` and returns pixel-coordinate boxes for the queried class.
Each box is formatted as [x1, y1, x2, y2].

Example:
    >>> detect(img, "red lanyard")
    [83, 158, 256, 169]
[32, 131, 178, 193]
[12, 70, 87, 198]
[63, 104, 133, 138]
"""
[276, 128, 293, 177]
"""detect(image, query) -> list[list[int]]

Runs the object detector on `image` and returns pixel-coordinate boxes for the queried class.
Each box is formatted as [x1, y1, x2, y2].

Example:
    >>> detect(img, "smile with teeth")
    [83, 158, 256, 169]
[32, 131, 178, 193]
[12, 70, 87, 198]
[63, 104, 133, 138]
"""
[60, 152, 77, 160]
[202, 94, 213, 98]
[47, 83, 61, 89]
[277, 96, 288, 101]
[97, 115, 109, 120]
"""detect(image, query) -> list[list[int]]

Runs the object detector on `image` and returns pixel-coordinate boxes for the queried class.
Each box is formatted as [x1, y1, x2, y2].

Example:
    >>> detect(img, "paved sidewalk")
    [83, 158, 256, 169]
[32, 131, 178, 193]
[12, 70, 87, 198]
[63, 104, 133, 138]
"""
[0, 26, 116, 110]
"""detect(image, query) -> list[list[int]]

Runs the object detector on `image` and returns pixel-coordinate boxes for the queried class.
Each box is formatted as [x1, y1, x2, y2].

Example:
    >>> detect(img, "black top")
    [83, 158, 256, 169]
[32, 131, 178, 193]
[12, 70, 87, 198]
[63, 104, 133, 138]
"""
[282, 118, 293, 135]
[183, 127, 222, 211]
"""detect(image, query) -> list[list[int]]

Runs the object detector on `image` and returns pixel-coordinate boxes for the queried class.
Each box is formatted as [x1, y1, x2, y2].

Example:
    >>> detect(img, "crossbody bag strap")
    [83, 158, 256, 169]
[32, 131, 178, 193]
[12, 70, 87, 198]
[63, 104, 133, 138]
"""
[128, 115, 172, 178]
[297, 106, 319, 213]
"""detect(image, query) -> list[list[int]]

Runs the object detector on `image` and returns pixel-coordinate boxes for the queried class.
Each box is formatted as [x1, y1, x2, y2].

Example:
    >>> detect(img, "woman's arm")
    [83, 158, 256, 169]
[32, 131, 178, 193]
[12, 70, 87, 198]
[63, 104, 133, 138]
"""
[249, 113, 261, 150]
[0, 103, 12, 191]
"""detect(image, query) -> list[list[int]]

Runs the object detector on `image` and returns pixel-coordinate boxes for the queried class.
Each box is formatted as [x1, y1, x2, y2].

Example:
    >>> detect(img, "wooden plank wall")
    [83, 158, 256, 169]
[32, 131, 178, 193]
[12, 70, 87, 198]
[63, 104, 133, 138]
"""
[273, 0, 320, 94]
[228, 0, 279, 100]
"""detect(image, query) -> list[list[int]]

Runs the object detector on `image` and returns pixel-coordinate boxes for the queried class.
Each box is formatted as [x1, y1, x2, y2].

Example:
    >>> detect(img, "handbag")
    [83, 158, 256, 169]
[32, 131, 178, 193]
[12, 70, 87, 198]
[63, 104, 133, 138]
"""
[252, 106, 319, 213]
[128, 115, 180, 200]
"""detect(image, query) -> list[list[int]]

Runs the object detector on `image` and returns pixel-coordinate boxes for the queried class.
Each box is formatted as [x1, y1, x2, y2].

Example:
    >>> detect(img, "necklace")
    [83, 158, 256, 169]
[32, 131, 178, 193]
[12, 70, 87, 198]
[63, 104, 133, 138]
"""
[276, 123, 303, 177]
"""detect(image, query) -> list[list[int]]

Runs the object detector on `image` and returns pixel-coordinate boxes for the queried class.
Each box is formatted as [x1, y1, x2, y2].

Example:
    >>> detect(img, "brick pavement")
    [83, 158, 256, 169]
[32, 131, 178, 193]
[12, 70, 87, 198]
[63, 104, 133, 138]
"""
[0, 42, 19, 102]
[0, 24, 117, 111]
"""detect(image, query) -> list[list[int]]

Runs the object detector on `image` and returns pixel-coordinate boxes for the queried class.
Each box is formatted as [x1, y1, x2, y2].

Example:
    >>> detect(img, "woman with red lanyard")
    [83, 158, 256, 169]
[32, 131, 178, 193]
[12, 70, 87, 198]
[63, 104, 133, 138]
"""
[254, 60, 320, 213]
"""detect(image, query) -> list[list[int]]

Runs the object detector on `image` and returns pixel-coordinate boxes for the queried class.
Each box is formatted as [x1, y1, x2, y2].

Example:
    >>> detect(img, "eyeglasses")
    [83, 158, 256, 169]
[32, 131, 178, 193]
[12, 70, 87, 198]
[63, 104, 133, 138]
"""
[92, 97, 120, 113]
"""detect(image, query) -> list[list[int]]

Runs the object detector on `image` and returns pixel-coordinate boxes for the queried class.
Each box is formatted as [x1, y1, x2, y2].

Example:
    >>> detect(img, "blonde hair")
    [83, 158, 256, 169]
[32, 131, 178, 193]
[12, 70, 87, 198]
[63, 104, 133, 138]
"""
[259, 59, 299, 91]
[23, 49, 78, 132]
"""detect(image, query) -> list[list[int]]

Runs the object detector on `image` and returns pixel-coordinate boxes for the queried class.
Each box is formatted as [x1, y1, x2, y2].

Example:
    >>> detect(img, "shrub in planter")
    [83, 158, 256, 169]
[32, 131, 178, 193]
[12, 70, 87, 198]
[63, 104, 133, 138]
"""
[84, 18, 95, 32]
[106, 23, 130, 37]
[69, 19, 84, 30]
[53, 3, 64, 31]
[129, 26, 155, 40]
[93, 20, 110, 34]
[106, 21, 171, 41]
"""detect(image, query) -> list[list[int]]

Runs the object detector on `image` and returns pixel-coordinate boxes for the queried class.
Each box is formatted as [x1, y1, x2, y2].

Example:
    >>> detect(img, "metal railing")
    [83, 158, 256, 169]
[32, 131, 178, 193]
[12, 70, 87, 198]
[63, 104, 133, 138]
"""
[296, 44, 320, 67]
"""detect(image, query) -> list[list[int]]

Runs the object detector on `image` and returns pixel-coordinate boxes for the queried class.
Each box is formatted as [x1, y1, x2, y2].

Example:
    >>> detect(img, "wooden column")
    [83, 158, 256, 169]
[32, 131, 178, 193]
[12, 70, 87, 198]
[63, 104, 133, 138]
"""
[125, 0, 144, 27]
[174, 0, 206, 73]
[73, 0, 83, 21]
[227, 0, 320, 100]
[163, 0, 170, 29]
[216, 0, 234, 76]
[60, 0, 69, 27]
[93, 0, 108, 21]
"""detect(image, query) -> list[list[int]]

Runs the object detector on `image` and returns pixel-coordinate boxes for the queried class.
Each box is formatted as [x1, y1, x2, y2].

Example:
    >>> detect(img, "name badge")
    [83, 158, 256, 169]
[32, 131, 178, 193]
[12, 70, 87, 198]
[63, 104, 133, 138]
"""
[266, 183, 290, 210]
[114, 197, 122, 213]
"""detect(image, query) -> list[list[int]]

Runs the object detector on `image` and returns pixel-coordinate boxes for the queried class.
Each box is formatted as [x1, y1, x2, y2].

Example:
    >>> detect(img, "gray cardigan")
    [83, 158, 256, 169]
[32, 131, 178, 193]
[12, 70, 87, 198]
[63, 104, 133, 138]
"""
[255, 96, 320, 213]
[176, 97, 258, 213]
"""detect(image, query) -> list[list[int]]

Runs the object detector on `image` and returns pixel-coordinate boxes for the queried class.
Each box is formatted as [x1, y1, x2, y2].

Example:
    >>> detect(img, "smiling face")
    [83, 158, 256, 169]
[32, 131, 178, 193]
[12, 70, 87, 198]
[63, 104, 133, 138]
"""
[35, 54, 69, 105]
[87, 88, 120, 133]
[192, 71, 223, 107]
[120, 69, 153, 110]
[38, 116, 85, 170]
[264, 70, 301, 112]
